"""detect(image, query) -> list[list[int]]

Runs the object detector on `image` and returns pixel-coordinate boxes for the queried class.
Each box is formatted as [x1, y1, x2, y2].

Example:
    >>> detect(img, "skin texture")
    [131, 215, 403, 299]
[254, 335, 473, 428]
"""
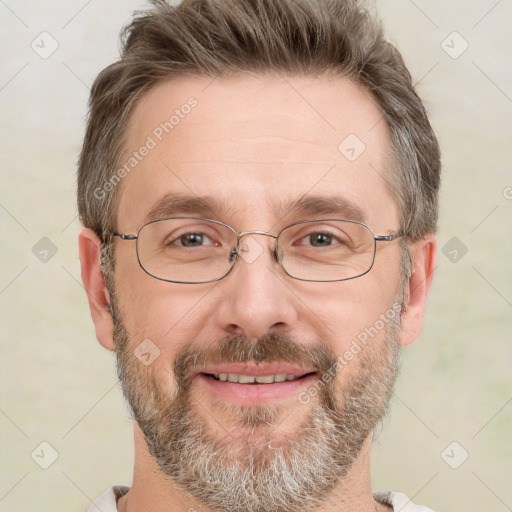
[79, 74, 436, 512]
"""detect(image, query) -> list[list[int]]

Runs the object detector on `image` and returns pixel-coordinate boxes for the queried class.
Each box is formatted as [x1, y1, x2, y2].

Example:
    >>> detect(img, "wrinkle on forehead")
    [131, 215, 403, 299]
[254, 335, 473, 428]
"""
[117, 73, 397, 232]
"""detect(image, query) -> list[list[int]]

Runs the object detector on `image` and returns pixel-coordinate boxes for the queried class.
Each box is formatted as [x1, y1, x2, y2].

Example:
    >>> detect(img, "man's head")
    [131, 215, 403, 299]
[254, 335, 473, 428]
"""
[78, 1, 440, 511]
[78, 0, 440, 244]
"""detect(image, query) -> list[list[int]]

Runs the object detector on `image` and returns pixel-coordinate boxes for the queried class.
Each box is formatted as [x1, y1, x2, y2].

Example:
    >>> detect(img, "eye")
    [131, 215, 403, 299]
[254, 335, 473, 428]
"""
[172, 232, 215, 247]
[298, 230, 350, 248]
[304, 232, 334, 247]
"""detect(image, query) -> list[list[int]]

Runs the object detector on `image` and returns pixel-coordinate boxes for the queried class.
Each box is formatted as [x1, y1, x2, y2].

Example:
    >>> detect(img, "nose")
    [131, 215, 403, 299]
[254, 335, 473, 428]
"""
[214, 234, 299, 338]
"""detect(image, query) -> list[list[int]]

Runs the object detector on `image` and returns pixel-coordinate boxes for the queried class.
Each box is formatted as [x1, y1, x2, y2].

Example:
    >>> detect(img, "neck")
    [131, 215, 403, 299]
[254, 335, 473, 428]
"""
[117, 423, 389, 512]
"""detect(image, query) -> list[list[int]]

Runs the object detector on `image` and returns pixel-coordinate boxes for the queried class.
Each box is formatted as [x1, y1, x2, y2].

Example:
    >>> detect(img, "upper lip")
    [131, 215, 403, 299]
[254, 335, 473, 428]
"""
[196, 363, 316, 377]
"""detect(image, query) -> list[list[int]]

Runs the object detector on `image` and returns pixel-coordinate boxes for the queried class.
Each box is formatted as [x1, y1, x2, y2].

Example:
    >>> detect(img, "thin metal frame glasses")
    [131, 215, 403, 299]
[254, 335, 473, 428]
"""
[112, 217, 404, 284]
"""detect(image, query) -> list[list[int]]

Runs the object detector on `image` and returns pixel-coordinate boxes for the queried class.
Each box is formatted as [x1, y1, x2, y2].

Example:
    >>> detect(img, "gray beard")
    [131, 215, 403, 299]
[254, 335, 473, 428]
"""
[113, 308, 401, 512]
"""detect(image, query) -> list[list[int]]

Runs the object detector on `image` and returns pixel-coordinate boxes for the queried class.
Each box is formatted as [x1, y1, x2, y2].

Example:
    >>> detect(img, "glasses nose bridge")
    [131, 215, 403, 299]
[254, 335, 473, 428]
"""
[238, 229, 278, 241]
[235, 230, 280, 263]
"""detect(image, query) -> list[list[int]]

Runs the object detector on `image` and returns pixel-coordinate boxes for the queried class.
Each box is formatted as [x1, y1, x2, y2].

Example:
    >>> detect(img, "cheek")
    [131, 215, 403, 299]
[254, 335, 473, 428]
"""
[114, 250, 219, 358]
[299, 273, 400, 368]
[306, 273, 397, 326]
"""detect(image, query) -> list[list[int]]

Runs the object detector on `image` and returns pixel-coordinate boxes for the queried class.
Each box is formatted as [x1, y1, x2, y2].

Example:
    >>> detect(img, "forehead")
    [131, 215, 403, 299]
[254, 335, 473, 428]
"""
[117, 73, 397, 231]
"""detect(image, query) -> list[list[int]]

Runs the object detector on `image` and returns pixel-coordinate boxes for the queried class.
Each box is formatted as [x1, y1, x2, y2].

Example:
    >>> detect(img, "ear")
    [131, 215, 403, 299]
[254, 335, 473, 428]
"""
[399, 234, 437, 347]
[78, 228, 115, 351]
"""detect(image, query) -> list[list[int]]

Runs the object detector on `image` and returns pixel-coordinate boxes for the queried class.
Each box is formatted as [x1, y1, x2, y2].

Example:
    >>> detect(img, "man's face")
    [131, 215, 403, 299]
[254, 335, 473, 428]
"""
[110, 74, 405, 511]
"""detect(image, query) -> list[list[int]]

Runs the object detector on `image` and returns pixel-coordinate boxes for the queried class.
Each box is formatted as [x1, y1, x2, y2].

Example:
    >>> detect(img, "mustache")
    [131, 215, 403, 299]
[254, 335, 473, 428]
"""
[174, 334, 338, 388]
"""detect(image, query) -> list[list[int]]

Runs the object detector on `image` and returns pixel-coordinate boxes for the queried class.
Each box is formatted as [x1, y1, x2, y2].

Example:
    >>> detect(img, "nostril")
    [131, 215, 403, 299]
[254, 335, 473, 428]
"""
[226, 324, 244, 335]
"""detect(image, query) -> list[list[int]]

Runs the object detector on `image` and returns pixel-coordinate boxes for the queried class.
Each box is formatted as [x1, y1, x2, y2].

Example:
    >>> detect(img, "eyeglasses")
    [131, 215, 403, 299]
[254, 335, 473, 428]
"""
[112, 217, 404, 284]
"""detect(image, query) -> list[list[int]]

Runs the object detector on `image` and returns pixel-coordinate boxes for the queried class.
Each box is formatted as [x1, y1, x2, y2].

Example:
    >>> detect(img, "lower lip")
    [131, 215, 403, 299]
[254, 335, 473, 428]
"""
[196, 373, 318, 405]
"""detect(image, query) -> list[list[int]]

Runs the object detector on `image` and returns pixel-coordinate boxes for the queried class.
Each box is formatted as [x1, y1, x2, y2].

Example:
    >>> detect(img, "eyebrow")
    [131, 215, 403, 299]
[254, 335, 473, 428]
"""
[143, 192, 366, 226]
[143, 193, 224, 224]
[278, 195, 367, 223]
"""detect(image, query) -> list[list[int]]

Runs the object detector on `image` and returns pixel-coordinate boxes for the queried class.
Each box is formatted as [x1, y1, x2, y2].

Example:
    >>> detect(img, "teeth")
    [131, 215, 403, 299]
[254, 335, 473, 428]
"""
[212, 372, 302, 384]
[255, 375, 275, 384]
[238, 375, 256, 384]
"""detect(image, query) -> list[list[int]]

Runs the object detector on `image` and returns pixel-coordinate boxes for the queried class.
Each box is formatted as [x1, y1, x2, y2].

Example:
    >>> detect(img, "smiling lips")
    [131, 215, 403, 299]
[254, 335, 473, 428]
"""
[199, 363, 315, 382]
[196, 363, 318, 403]
[211, 372, 302, 384]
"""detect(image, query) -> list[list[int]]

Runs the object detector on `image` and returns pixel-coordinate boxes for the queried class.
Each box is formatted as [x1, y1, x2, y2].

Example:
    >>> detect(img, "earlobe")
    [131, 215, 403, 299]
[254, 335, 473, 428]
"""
[399, 234, 437, 347]
[78, 228, 115, 351]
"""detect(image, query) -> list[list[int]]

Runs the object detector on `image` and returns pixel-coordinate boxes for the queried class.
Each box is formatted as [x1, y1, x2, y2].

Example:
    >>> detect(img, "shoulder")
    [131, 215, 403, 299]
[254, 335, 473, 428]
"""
[85, 486, 130, 512]
[374, 490, 436, 512]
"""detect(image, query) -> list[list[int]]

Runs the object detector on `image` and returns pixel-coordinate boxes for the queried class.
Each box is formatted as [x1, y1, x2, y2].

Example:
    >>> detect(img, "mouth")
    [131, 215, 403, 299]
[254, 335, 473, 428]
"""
[205, 372, 313, 384]
[194, 363, 318, 404]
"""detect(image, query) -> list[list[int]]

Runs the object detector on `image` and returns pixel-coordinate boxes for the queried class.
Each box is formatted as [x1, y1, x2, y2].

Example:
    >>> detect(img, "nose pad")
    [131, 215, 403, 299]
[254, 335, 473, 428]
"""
[237, 236, 265, 264]
[230, 235, 281, 269]
[272, 245, 282, 265]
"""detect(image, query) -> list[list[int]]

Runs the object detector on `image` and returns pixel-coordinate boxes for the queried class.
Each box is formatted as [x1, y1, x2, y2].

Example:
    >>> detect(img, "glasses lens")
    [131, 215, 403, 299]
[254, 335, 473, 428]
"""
[136, 218, 237, 283]
[279, 220, 375, 281]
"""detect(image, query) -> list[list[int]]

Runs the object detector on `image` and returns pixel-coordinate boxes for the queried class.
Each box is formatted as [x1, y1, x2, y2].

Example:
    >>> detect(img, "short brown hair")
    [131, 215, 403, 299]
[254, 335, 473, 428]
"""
[77, 0, 441, 244]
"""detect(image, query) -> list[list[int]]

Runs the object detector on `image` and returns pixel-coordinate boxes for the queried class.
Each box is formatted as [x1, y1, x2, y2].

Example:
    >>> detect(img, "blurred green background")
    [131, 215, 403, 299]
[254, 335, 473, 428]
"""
[1, 1, 511, 511]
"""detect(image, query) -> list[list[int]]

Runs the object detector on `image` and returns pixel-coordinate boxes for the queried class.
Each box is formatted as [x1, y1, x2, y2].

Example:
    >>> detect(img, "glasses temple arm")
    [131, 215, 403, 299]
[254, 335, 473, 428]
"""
[112, 233, 138, 240]
[374, 233, 406, 242]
